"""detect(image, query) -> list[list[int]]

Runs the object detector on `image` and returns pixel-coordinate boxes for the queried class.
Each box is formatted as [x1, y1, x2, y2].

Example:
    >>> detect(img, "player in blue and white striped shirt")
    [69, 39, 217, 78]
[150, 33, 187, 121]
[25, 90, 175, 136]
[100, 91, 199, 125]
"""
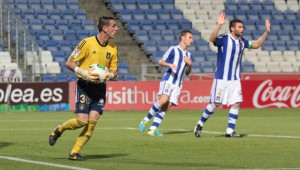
[194, 12, 270, 137]
[139, 30, 193, 136]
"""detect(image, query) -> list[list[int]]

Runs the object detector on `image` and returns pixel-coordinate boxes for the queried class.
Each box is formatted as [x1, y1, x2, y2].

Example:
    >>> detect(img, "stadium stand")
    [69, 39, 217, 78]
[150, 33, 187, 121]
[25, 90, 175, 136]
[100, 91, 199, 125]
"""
[3, 0, 136, 81]
[2, 0, 300, 82]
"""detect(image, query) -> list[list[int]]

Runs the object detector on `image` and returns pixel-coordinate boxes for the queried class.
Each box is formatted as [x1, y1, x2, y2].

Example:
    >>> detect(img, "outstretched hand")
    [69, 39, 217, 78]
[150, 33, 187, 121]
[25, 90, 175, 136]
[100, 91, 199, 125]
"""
[265, 19, 271, 33]
[217, 11, 227, 25]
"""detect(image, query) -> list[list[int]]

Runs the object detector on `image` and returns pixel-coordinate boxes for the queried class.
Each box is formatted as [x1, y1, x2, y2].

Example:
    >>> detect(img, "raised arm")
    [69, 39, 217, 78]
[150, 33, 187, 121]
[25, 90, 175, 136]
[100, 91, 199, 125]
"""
[252, 19, 271, 49]
[209, 11, 227, 43]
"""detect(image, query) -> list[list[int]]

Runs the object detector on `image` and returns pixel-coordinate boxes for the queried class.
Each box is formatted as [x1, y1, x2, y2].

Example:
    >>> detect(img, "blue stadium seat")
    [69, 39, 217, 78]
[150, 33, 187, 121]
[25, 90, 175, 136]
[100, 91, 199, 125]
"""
[35, 9, 49, 20]
[162, 30, 175, 41]
[259, 11, 271, 20]
[89, 30, 98, 36]
[69, 19, 83, 30]
[36, 29, 50, 41]
[123, 74, 137, 81]
[145, 10, 158, 20]
[247, 10, 260, 20]
[153, 20, 167, 30]
[242, 61, 255, 72]
[170, 9, 184, 20]
[148, 30, 162, 41]
[162, 0, 175, 10]
[110, 0, 124, 12]
[144, 41, 157, 55]
[56, 19, 69, 30]
[149, 0, 161, 10]
[132, 10, 145, 20]
[52, 50, 65, 58]
[41, 0, 55, 10]
[166, 20, 180, 30]
[50, 30, 64, 41]
[137, 0, 150, 10]
[124, 0, 137, 10]
[127, 20, 140, 34]
[271, 11, 284, 20]
[61, 9, 74, 20]
[49, 11, 61, 20]
[277, 30, 291, 41]
[180, 20, 192, 29]
[56, 73, 68, 82]
[158, 10, 171, 20]
[250, 1, 263, 10]
[273, 40, 287, 51]
[281, 20, 294, 30]
[284, 10, 297, 20]
[290, 30, 300, 41]
[234, 10, 247, 20]
[262, 0, 275, 10]
[286, 40, 299, 51]
[270, 20, 281, 31]
[157, 40, 170, 52]
[42, 74, 55, 82]
[243, 20, 256, 30]
[134, 30, 149, 44]
[43, 19, 56, 30]
[140, 20, 154, 31]
[76, 30, 90, 40]
[119, 10, 132, 22]
[82, 20, 95, 30]
[64, 30, 77, 41]
[225, 1, 238, 10]
[29, 19, 43, 30]
[68, 74, 78, 81]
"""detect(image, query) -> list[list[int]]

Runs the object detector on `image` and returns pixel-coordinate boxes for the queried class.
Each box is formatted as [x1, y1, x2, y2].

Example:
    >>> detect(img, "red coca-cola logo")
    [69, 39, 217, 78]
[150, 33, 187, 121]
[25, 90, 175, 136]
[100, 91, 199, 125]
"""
[253, 80, 300, 108]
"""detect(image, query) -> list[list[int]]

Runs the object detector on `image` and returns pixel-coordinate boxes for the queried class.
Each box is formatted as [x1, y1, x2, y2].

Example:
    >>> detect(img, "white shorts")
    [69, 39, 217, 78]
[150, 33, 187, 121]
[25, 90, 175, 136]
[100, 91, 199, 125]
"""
[158, 80, 182, 106]
[210, 79, 243, 106]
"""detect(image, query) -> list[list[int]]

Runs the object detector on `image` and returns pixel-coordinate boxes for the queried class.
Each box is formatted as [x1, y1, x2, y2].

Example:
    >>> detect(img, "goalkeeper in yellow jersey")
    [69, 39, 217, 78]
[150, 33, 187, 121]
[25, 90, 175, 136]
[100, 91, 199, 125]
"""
[48, 16, 118, 161]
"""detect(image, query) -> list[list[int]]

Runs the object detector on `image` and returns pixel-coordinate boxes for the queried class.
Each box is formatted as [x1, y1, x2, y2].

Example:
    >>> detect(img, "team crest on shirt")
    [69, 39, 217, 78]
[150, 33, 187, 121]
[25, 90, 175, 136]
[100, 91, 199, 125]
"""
[79, 104, 85, 110]
[106, 52, 111, 59]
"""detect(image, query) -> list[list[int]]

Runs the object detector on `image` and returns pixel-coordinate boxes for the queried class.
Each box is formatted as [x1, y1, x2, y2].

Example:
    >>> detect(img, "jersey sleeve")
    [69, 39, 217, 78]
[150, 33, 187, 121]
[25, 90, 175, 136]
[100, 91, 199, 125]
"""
[213, 34, 226, 47]
[161, 46, 174, 63]
[68, 39, 89, 62]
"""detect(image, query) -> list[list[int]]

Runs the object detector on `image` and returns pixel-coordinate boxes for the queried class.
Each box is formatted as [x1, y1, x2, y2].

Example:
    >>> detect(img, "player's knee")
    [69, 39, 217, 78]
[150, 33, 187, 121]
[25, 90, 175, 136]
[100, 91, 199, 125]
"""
[76, 118, 88, 128]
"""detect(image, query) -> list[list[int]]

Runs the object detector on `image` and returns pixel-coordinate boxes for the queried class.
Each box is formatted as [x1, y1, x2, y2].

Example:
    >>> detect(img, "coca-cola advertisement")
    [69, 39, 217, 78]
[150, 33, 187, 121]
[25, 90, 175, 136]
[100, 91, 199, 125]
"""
[242, 79, 300, 108]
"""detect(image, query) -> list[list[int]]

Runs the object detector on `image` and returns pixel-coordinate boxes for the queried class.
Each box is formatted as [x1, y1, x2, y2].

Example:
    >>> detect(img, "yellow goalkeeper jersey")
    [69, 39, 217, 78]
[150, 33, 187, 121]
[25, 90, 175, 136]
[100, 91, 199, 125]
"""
[68, 36, 118, 78]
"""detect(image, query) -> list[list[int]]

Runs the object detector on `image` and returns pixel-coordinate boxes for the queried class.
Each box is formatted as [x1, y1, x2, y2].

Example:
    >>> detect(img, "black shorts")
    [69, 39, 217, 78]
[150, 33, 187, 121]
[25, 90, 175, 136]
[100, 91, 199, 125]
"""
[75, 79, 106, 114]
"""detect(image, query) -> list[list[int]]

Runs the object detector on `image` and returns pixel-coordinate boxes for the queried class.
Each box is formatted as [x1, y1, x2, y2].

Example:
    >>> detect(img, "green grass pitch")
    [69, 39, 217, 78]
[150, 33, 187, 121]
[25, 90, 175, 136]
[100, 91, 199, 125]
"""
[0, 108, 299, 170]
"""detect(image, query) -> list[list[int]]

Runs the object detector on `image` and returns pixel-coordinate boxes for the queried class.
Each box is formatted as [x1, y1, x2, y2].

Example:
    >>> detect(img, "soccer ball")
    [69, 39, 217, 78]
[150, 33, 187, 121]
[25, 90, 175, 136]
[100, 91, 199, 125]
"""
[88, 64, 107, 82]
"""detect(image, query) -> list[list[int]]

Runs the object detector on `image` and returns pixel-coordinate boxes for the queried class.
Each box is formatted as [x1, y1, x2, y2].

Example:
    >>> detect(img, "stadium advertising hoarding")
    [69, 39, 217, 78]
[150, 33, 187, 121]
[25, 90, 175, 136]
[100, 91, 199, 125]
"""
[1, 79, 299, 112]
[0, 82, 69, 111]
[70, 79, 300, 110]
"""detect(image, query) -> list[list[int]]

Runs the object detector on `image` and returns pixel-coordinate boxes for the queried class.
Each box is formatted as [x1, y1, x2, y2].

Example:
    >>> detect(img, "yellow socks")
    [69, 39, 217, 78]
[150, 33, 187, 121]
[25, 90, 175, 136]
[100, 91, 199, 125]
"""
[71, 119, 98, 154]
[59, 118, 88, 133]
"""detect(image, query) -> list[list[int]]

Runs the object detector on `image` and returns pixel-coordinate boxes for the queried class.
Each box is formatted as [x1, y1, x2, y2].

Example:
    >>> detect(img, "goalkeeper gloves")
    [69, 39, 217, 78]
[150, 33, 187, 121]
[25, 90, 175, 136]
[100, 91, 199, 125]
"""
[74, 67, 99, 83]
[103, 67, 115, 82]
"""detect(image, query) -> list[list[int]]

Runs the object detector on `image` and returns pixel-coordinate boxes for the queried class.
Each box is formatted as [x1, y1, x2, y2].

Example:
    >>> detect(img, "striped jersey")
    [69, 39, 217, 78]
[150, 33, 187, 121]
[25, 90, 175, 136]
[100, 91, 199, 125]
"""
[214, 34, 252, 80]
[161, 45, 192, 87]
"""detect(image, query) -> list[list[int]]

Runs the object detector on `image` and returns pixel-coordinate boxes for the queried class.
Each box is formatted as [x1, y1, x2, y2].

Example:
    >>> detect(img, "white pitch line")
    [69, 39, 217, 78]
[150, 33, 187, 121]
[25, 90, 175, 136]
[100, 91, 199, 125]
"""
[225, 168, 300, 170]
[0, 127, 300, 139]
[0, 155, 92, 170]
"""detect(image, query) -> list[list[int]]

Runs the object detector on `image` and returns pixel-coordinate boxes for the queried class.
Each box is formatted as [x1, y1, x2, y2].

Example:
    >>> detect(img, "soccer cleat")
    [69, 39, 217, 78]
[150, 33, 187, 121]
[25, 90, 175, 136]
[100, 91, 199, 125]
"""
[147, 129, 163, 136]
[139, 120, 148, 132]
[225, 131, 242, 138]
[194, 124, 202, 138]
[49, 124, 62, 146]
[69, 153, 85, 161]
